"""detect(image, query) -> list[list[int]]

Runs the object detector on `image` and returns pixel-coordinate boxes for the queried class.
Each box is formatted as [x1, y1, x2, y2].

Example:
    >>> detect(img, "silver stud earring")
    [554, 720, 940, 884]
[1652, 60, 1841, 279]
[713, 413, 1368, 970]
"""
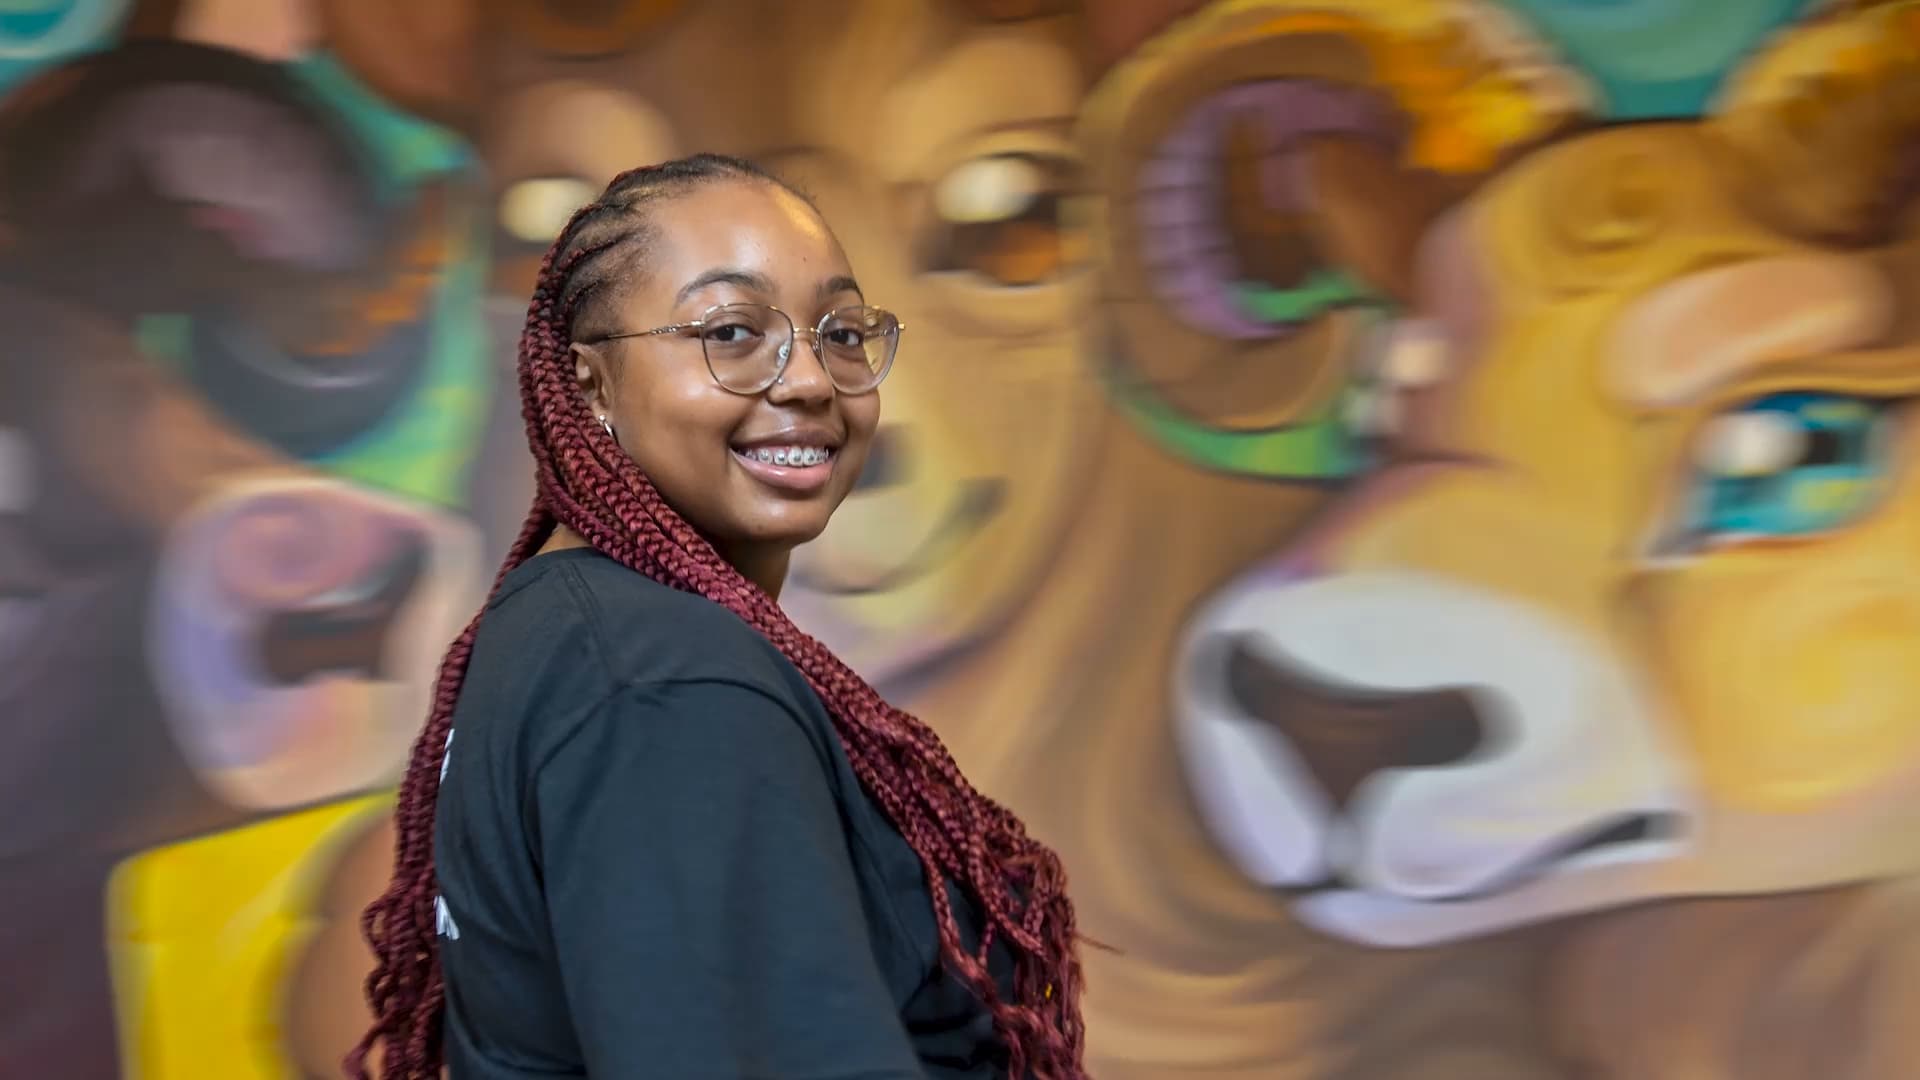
[598, 415, 616, 440]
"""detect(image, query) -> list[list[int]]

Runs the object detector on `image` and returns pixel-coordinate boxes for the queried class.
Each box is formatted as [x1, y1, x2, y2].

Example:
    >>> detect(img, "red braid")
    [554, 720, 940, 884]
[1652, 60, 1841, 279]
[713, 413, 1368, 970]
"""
[347, 155, 1087, 1079]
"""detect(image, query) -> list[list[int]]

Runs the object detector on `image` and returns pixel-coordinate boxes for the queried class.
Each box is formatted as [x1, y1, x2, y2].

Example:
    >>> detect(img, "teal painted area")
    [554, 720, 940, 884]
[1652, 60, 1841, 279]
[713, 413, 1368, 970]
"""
[1691, 393, 1891, 541]
[285, 52, 470, 199]
[134, 313, 194, 377]
[307, 204, 495, 509]
[1496, 0, 1820, 118]
[138, 209, 492, 512]
[0, 0, 124, 93]
[13, 33, 495, 508]
[278, 51, 492, 507]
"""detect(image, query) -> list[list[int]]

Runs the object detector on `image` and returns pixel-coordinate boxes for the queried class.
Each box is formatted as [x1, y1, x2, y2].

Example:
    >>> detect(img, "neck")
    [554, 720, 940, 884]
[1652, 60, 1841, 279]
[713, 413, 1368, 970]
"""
[721, 543, 791, 601]
[541, 523, 791, 600]
[537, 523, 592, 556]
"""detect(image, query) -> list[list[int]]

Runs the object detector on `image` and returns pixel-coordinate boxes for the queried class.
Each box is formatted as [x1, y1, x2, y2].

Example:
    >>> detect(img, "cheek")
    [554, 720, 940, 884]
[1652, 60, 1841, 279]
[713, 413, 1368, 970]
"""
[617, 383, 745, 478]
[841, 393, 883, 445]
[1643, 557, 1920, 812]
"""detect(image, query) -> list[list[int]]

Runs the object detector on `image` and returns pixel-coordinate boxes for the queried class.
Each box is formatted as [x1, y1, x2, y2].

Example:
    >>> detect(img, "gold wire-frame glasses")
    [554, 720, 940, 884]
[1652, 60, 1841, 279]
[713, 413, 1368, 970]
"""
[589, 302, 903, 395]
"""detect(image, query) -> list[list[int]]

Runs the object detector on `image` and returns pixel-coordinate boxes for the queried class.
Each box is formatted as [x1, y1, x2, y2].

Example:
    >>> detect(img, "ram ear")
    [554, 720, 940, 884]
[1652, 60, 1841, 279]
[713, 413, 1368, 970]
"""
[311, 0, 482, 132]
[1708, 1, 1920, 246]
[1078, 1, 1593, 435]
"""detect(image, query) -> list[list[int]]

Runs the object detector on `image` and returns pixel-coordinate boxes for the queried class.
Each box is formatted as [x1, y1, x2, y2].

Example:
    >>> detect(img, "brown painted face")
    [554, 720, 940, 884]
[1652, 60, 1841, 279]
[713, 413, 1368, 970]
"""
[311, 0, 1109, 679]
[762, 4, 1107, 679]
[572, 180, 883, 573]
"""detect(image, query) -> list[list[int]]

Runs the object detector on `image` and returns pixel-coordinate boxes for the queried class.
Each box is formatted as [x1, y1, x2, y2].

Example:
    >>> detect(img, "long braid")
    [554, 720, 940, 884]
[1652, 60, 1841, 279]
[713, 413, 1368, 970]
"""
[349, 154, 1087, 1080]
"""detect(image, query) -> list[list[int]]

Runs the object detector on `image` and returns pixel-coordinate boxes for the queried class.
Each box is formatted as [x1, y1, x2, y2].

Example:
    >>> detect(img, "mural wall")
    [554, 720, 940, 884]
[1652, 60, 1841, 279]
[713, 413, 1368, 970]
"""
[3, 0, 1916, 1077]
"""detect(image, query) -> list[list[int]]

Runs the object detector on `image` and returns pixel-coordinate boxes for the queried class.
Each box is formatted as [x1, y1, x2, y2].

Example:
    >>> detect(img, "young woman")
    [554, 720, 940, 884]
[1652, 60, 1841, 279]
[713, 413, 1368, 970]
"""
[347, 154, 1087, 1080]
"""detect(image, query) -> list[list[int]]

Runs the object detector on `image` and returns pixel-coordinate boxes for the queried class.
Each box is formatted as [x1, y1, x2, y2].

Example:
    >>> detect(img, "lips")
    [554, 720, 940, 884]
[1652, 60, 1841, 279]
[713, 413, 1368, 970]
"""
[728, 425, 845, 495]
[729, 439, 840, 496]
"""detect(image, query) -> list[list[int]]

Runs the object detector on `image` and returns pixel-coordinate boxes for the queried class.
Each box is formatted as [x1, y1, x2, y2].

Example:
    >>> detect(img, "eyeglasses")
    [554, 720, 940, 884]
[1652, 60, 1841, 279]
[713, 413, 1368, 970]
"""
[589, 302, 903, 396]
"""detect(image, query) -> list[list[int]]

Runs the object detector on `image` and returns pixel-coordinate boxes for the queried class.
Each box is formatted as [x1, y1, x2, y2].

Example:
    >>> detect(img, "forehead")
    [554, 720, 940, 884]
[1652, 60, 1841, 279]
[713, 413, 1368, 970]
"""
[641, 181, 847, 293]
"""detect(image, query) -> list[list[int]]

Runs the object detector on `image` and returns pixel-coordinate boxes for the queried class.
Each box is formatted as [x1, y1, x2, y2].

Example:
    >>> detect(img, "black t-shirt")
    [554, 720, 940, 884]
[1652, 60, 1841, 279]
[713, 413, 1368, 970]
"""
[434, 548, 1016, 1079]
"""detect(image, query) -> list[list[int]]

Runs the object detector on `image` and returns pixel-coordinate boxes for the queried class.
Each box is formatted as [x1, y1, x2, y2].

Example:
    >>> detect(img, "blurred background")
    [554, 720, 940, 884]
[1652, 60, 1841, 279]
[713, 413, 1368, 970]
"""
[4, 0, 1919, 1077]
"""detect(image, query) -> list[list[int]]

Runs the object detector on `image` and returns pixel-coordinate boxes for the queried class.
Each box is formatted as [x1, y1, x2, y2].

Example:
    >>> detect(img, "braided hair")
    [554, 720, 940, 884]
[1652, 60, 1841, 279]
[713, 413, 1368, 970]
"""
[347, 154, 1088, 1079]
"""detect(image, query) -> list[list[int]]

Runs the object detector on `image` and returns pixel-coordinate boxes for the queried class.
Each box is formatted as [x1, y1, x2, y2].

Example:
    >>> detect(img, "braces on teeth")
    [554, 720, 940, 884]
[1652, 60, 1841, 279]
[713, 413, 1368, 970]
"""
[748, 447, 831, 466]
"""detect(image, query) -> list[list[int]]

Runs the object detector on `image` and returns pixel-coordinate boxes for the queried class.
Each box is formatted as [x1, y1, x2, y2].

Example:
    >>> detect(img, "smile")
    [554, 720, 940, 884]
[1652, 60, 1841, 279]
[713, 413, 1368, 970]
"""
[737, 444, 834, 467]
[732, 444, 837, 495]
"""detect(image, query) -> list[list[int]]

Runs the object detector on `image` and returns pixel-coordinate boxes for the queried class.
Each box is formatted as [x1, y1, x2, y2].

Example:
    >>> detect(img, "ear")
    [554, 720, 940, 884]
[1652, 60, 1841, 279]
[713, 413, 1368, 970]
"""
[569, 342, 614, 420]
[1708, 2, 1920, 246]
[1079, 1, 1592, 462]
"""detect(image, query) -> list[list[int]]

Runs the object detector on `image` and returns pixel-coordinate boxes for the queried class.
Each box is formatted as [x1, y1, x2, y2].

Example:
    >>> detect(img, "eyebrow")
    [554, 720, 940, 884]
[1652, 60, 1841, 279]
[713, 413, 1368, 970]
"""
[819, 274, 862, 304]
[675, 268, 774, 305]
[673, 267, 865, 307]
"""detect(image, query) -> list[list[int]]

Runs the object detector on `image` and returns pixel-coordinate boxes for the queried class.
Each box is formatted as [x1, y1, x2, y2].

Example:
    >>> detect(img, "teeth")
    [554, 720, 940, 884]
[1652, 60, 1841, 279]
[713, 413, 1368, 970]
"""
[743, 445, 832, 466]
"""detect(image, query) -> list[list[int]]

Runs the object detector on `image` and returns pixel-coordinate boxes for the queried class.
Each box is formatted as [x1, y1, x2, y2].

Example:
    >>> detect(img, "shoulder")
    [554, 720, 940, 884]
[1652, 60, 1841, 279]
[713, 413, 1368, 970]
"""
[485, 549, 802, 694]
[540, 676, 848, 808]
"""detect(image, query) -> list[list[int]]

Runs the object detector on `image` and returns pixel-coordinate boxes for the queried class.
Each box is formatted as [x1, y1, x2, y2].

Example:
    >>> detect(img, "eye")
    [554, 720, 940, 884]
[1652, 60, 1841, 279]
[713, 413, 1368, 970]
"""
[701, 321, 763, 346]
[920, 151, 1087, 287]
[821, 312, 880, 350]
[825, 325, 865, 348]
[1680, 392, 1893, 546]
[160, 306, 436, 459]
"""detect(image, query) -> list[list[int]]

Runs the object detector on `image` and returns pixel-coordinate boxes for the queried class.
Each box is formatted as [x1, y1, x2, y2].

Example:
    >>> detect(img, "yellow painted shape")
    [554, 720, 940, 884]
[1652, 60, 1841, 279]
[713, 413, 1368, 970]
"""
[106, 794, 393, 1080]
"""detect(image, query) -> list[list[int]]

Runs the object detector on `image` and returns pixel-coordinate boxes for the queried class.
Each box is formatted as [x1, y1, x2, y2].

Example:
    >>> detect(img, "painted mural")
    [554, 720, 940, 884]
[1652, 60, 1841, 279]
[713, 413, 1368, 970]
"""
[2, 1, 1915, 1077]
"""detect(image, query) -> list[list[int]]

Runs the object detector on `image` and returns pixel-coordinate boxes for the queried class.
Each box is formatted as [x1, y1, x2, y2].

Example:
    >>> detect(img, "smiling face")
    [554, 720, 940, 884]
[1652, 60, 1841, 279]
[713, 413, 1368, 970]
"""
[572, 179, 882, 572]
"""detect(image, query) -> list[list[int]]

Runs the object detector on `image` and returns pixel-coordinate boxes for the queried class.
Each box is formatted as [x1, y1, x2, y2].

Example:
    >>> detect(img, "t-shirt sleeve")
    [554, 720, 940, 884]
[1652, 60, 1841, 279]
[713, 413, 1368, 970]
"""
[531, 677, 927, 1079]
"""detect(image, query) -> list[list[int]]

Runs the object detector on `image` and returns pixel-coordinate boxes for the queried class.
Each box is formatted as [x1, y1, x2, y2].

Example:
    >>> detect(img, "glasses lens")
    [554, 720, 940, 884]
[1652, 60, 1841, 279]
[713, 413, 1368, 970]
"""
[819, 306, 900, 392]
[699, 303, 788, 392]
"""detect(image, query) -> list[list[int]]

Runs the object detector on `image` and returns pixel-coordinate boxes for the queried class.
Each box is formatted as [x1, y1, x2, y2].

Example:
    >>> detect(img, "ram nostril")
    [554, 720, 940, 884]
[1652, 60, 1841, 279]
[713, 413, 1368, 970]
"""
[256, 530, 429, 684]
[1217, 632, 1486, 809]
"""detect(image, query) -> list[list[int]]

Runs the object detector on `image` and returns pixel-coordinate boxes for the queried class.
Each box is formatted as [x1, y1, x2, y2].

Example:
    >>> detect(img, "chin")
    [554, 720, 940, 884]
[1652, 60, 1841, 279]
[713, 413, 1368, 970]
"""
[731, 508, 836, 551]
[761, 520, 834, 549]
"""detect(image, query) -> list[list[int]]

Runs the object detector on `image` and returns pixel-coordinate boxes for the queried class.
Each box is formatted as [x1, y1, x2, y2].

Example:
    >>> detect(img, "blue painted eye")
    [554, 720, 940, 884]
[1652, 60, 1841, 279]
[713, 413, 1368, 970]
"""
[1685, 392, 1892, 542]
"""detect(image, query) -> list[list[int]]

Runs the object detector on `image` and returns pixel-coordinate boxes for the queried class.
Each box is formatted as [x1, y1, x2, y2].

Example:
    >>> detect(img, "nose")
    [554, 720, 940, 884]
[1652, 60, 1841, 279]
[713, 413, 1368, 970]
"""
[187, 481, 442, 689]
[1214, 632, 1487, 809]
[767, 332, 836, 403]
[151, 475, 479, 809]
